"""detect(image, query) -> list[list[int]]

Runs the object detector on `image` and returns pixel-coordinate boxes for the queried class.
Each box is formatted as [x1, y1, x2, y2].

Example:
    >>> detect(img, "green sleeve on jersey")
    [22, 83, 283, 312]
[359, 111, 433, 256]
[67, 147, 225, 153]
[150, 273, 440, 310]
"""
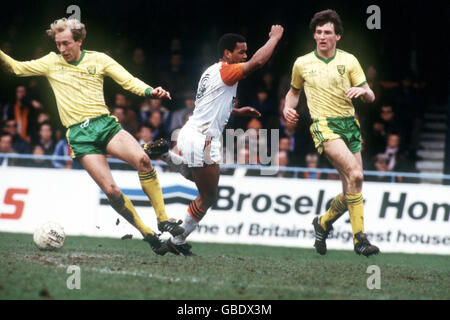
[145, 88, 154, 96]
[357, 81, 368, 87]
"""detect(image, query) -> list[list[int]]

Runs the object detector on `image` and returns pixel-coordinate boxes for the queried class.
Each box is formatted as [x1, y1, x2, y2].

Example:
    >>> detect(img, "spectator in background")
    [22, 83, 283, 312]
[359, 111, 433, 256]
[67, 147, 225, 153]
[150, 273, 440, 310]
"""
[250, 87, 277, 128]
[148, 110, 168, 141]
[383, 132, 415, 173]
[0, 132, 17, 166]
[169, 92, 195, 133]
[52, 137, 71, 169]
[197, 43, 214, 74]
[36, 111, 51, 125]
[112, 93, 138, 134]
[260, 71, 277, 103]
[2, 85, 41, 142]
[274, 150, 294, 178]
[1, 119, 31, 154]
[392, 72, 424, 157]
[379, 103, 403, 138]
[158, 52, 188, 109]
[365, 153, 391, 182]
[364, 119, 387, 160]
[245, 118, 264, 165]
[129, 47, 150, 80]
[27, 144, 54, 168]
[34, 121, 56, 155]
[301, 153, 322, 179]
[137, 98, 170, 132]
[111, 106, 135, 135]
[136, 123, 154, 146]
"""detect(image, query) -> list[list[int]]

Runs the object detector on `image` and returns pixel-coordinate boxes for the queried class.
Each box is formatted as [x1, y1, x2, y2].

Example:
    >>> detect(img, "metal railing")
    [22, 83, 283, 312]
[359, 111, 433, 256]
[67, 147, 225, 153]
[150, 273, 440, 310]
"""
[1, 152, 450, 184]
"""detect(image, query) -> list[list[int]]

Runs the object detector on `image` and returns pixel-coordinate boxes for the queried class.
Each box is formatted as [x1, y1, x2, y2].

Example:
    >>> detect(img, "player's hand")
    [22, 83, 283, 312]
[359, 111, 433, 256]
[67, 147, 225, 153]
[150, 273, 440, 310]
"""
[150, 87, 172, 100]
[345, 87, 366, 99]
[269, 25, 284, 40]
[235, 106, 261, 118]
[283, 107, 299, 126]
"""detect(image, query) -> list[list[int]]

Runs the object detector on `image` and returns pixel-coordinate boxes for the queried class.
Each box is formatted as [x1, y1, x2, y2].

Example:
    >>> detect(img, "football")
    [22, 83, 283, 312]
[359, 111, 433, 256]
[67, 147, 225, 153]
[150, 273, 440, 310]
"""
[33, 222, 65, 251]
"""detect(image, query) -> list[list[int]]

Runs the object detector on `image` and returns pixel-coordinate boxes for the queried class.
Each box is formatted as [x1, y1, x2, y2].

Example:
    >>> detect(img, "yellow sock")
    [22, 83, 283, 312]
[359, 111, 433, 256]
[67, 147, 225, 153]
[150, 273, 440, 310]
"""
[345, 192, 365, 244]
[109, 193, 154, 237]
[320, 193, 347, 230]
[139, 169, 168, 223]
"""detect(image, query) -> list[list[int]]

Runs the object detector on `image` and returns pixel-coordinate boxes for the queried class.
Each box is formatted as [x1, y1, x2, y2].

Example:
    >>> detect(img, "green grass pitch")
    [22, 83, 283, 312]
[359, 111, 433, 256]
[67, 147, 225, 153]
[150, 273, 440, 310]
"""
[0, 232, 449, 300]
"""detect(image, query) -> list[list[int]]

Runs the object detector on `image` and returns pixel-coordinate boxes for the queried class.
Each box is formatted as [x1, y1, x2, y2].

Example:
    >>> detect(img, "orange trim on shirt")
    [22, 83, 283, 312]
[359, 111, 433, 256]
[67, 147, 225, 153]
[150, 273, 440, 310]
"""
[219, 61, 244, 86]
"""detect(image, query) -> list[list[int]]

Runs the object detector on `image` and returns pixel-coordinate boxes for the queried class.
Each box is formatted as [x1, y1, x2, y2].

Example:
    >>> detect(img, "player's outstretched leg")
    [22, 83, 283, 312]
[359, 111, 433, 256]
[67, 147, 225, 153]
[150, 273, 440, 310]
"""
[143, 233, 168, 256]
[312, 217, 333, 255]
[354, 232, 380, 257]
[109, 193, 167, 255]
[143, 138, 193, 181]
[138, 169, 185, 237]
[313, 193, 347, 255]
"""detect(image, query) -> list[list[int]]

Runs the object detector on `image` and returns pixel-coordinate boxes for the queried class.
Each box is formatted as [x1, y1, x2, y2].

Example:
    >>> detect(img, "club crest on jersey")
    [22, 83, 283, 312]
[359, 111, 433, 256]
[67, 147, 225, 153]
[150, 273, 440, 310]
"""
[196, 74, 210, 99]
[337, 65, 346, 75]
[87, 66, 97, 75]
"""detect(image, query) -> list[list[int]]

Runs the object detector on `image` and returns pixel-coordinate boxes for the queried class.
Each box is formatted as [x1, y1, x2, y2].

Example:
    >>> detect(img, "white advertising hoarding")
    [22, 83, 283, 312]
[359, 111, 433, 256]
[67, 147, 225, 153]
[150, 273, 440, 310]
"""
[0, 167, 449, 255]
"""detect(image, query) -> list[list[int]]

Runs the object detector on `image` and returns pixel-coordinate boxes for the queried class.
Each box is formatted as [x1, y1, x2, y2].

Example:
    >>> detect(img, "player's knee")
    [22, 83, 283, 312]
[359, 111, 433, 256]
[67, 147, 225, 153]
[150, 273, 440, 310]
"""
[350, 169, 364, 186]
[103, 184, 121, 199]
[138, 153, 151, 171]
[199, 189, 217, 209]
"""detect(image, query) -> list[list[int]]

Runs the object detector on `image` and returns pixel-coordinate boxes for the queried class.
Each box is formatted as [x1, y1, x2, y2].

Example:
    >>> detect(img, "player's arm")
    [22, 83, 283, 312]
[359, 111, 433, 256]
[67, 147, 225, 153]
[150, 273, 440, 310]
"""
[0, 50, 50, 77]
[231, 106, 261, 117]
[345, 55, 375, 103]
[283, 87, 301, 126]
[283, 59, 303, 126]
[102, 53, 171, 100]
[345, 84, 375, 103]
[241, 25, 284, 78]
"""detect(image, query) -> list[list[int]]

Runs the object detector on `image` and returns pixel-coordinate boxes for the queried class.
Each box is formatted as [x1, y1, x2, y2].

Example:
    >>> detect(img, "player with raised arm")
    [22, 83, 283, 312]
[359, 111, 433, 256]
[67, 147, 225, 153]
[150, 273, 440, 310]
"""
[283, 10, 380, 257]
[0, 18, 184, 255]
[146, 25, 284, 256]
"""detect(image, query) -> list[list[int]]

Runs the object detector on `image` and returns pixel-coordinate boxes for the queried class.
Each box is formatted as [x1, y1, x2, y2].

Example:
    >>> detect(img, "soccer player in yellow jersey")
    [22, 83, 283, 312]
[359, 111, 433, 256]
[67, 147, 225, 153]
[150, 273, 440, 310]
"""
[0, 18, 184, 255]
[283, 10, 380, 257]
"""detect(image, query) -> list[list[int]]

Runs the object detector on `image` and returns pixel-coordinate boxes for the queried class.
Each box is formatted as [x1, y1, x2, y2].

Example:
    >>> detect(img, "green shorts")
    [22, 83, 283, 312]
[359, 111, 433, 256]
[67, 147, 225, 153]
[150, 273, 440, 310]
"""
[310, 116, 361, 154]
[66, 114, 122, 159]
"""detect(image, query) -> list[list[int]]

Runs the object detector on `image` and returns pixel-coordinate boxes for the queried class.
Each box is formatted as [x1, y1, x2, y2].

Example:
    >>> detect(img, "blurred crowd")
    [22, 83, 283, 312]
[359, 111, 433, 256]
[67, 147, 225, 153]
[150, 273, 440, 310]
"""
[0, 37, 426, 182]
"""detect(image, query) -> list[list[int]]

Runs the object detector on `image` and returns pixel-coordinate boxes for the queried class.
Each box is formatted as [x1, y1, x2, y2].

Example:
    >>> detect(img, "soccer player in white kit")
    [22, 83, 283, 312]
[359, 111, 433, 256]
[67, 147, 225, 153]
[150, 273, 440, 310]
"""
[146, 25, 284, 255]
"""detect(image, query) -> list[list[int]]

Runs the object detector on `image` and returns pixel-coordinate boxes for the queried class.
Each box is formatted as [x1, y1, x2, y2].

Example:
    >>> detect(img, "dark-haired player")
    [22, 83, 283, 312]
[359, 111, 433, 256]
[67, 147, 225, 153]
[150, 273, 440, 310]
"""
[283, 10, 379, 257]
[147, 25, 284, 255]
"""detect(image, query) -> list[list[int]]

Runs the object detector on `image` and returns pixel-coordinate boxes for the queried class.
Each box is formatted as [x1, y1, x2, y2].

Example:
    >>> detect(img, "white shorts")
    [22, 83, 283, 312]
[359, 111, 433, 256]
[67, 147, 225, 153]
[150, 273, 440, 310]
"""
[177, 125, 222, 167]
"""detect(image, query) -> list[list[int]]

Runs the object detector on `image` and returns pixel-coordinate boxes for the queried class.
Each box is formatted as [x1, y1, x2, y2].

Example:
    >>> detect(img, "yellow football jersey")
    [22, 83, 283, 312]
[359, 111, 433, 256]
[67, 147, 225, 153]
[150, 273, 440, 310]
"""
[0, 49, 152, 127]
[291, 49, 367, 119]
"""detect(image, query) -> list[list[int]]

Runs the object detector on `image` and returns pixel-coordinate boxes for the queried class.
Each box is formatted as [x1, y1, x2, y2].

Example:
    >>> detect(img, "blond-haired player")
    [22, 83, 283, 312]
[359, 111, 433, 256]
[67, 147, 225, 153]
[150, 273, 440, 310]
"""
[0, 18, 183, 254]
[283, 10, 379, 257]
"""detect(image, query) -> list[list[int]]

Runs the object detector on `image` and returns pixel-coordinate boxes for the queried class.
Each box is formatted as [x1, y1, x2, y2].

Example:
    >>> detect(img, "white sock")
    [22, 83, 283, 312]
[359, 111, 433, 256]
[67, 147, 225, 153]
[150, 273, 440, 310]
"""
[171, 212, 198, 245]
[162, 151, 192, 180]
